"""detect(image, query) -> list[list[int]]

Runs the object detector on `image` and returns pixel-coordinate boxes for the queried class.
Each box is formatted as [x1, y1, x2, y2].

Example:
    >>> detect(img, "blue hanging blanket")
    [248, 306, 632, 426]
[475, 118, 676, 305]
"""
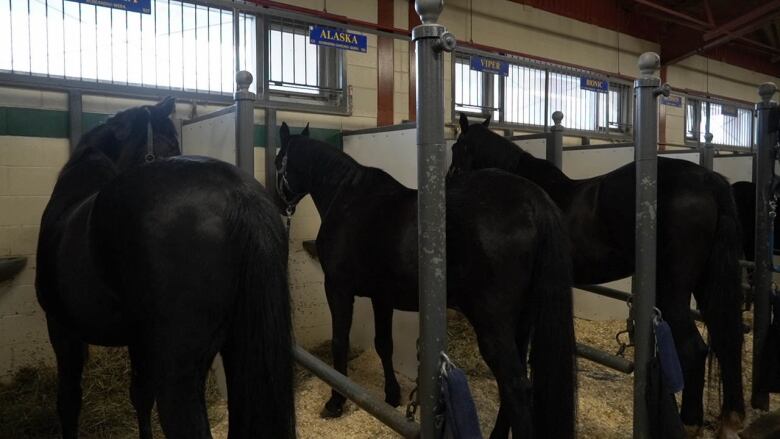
[440, 362, 483, 439]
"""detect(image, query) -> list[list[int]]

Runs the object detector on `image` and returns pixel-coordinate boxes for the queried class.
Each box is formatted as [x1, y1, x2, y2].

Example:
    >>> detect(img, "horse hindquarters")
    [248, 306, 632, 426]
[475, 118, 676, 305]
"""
[695, 183, 745, 430]
[528, 204, 577, 439]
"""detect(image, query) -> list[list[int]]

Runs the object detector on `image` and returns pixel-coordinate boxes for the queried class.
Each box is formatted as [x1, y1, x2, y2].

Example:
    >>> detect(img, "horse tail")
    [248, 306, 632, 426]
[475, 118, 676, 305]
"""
[698, 173, 745, 417]
[224, 185, 296, 439]
[529, 198, 577, 439]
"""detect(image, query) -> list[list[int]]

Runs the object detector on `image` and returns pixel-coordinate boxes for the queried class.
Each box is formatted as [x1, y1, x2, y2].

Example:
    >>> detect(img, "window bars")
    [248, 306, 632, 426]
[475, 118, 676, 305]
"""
[453, 50, 632, 137]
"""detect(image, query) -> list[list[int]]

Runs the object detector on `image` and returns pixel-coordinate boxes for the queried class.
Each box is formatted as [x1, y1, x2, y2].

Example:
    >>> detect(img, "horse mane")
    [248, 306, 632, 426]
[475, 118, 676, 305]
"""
[291, 135, 410, 192]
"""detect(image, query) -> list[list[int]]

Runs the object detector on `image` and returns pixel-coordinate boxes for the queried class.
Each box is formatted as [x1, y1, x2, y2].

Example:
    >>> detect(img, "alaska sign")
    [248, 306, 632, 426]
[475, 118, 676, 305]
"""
[469, 56, 509, 76]
[309, 26, 367, 53]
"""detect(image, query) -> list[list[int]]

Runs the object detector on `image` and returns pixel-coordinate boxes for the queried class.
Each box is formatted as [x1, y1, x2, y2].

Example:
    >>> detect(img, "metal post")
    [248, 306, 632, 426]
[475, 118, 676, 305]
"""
[632, 52, 666, 439]
[548, 110, 564, 169]
[235, 70, 256, 177]
[751, 82, 777, 411]
[68, 90, 82, 154]
[700, 132, 714, 170]
[265, 109, 277, 191]
[413, 1, 455, 437]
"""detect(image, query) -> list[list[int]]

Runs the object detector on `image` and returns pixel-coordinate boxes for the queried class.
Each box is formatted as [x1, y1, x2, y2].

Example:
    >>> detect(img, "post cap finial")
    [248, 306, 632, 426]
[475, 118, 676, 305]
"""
[638, 52, 660, 77]
[704, 132, 713, 143]
[552, 111, 564, 125]
[236, 70, 253, 91]
[415, 0, 443, 24]
[759, 82, 777, 104]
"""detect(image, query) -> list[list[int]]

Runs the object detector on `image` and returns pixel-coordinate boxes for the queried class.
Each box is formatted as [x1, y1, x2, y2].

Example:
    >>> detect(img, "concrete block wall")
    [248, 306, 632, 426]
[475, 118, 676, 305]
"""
[0, 131, 69, 377]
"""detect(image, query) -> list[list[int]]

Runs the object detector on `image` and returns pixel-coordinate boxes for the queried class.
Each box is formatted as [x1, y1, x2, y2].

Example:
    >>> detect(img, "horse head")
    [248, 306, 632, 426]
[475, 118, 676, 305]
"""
[276, 122, 311, 214]
[76, 97, 180, 172]
[448, 112, 491, 176]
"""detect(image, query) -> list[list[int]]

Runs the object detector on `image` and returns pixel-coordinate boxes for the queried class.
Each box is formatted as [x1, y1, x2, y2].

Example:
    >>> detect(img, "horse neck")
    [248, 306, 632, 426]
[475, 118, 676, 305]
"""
[304, 146, 363, 219]
[509, 149, 574, 205]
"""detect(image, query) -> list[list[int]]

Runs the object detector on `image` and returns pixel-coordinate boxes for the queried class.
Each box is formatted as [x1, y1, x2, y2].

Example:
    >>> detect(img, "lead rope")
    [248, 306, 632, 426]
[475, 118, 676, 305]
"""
[143, 108, 155, 163]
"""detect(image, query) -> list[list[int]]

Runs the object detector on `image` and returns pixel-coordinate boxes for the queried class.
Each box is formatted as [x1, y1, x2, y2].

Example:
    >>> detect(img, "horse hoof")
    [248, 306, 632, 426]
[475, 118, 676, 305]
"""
[320, 403, 344, 419]
[684, 424, 702, 438]
[385, 393, 401, 408]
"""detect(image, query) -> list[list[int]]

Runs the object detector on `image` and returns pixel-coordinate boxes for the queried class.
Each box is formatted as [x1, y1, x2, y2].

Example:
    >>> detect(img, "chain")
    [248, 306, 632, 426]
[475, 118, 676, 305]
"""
[405, 338, 421, 421]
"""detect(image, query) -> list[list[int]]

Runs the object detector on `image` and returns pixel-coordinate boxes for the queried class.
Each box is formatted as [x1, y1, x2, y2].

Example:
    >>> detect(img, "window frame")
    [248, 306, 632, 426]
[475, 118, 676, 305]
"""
[684, 96, 755, 150]
[451, 48, 633, 140]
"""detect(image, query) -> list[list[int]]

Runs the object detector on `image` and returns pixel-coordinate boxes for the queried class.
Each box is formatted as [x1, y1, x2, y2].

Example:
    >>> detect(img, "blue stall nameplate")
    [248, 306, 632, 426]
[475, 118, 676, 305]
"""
[661, 95, 683, 107]
[309, 26, 367, 53]
[580, 77, 609, 93]
[66, 0, 150, 13]
[721, 104, 739, 117]
[469, 56, 509, 76]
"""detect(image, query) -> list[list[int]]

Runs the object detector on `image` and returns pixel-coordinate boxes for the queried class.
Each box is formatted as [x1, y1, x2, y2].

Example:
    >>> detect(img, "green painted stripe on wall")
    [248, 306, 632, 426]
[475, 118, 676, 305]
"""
[0, 107, 68, 138]
[0, 106, 343, 149]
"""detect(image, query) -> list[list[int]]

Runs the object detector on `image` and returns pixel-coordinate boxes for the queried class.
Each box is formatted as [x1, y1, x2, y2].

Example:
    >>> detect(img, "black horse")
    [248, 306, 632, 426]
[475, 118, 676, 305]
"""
[276, 123, 576, 439]
[732, 180, 780, 261]
[450, 114, 744, 437]
[36, 98, 295, 439]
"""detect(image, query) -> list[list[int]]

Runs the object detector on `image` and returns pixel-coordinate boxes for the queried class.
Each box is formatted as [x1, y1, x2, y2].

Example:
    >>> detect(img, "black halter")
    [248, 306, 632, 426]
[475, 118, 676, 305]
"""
[143, 108, 156, 163]
[275, 154, 306, 218]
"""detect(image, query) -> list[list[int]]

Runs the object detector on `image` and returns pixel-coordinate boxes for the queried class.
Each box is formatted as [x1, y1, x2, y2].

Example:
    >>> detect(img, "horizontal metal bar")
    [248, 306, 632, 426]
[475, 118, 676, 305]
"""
[576, 284, 704, 322]
[343, 122, 417, 136]
[564, 143, 634, 151]
[714, 152, 754, 158]
[293, 345, 420, 439]
[576, 342, 634, 374]
[508, 133, 550, 141]
[658, 149, 701, 155]
[0, 72, 235, 106]
[182, 105, 236, 126]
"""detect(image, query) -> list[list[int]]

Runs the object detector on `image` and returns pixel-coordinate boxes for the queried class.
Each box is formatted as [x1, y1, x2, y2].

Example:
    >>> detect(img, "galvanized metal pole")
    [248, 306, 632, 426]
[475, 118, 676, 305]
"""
[265, 109, 277, 191]
[700, 132, 714, 171]
[235, 70, 256, 177]
[632, 52, 666, 439]
[751, 82, 777, 411]
[548, 110, 564, 169]
[413, 1, 455, 437]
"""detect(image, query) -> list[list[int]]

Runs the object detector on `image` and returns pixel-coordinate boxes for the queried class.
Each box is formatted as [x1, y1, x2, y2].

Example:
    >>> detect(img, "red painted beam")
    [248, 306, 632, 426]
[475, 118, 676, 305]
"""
[377, 0, 394, 127]
[703, 0, 780, 41]
[633, 0, 709, 27]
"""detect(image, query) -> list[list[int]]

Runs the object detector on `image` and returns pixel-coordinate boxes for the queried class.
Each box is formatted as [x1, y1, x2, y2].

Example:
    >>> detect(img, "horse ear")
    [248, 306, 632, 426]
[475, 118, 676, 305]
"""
[280, 122, 290, 148]
[153, 96, 176, 118]
[459, 113, 469, 134]
[482, 115, 491, 127]
[301, 123, 310, 138]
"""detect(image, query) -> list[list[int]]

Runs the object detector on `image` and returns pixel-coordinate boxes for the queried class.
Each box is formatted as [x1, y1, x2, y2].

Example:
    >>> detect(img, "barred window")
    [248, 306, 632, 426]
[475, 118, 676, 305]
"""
[686, 98, 753, 148]
[0, 0, 256, 94]
[453, 51, 631, 135]
[266, 18, 346, 105]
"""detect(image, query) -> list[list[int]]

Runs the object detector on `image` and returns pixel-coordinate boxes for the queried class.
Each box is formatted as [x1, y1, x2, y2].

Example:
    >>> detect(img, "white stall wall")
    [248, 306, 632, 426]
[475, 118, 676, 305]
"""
[342, 127, 454, 379]
[714, 156, 753, 183]
[181, 110, 237, 165]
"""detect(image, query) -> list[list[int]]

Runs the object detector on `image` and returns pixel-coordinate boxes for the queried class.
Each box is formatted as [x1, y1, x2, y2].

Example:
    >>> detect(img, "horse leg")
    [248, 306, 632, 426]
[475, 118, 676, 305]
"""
[47, 317, 87, 439]
[491, 317, 533, 438]
[128, 345, 155, 439]
[371, 299, 401, 407]
[467, 315, 530, 439]
[322, 283, 355, 418]
[657, 287, 708, 433]
[155, 358, 212, 439]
